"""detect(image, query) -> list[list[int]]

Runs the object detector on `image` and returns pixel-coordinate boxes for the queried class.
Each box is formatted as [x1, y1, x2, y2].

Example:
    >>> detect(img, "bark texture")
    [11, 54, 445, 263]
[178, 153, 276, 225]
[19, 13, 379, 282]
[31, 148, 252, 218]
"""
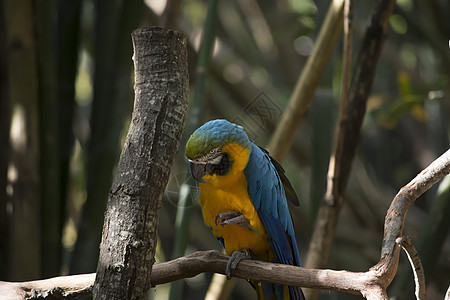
[93, 27, 188, 300]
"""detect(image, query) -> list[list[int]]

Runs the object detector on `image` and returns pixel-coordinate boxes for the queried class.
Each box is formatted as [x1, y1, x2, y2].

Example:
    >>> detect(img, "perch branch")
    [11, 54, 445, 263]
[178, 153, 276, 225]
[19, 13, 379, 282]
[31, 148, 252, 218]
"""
[396, 237, 427, 300]
[0, 251, 381, 299]
[1, 140, 450, 300]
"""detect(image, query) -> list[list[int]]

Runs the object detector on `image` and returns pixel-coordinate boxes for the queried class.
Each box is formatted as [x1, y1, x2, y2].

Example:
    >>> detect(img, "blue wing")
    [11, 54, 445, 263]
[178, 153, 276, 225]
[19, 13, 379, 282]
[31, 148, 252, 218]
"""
[244, 143, 304, 300]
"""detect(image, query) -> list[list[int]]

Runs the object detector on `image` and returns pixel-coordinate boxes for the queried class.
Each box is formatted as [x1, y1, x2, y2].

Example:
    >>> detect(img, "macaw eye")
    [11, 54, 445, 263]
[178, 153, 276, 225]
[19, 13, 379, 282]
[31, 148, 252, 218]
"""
[207, 148, 221, 157]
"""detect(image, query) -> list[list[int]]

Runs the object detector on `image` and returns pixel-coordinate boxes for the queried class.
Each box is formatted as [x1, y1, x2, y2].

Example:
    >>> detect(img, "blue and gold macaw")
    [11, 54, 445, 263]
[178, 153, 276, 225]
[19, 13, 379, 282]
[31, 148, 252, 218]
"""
[186, 119, 305, 300]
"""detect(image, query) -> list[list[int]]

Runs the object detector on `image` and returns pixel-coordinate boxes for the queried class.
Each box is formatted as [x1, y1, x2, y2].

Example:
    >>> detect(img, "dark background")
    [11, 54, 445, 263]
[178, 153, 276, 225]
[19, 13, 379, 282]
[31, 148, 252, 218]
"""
[1, 0, 449, 299]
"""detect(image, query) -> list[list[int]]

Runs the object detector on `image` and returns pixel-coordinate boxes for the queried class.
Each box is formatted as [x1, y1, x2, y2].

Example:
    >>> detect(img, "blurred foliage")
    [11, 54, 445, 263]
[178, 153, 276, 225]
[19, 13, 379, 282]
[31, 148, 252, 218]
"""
[1, 0, 449, 299]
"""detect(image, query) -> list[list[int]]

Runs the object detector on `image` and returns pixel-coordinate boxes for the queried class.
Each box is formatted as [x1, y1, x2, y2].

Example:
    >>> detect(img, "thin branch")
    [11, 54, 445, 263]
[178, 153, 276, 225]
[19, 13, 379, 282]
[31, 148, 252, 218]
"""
[390, 173, 450, 297]
[396, 236, 427, 300]
[370, 149, 450, 292]
[304, 0, 396, 288]
[382, 149, 450, 258]
[236, 0, 277, 60]
[324, 0, 353, 203]
[309, 2, 353, 282]
[267, 0, 344, 162]
[340, 0, 353, 108]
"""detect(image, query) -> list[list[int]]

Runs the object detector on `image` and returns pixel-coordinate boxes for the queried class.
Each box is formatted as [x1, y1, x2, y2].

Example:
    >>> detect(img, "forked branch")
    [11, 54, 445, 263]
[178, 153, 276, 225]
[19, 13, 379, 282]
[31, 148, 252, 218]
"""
[2, 149, 449, 299]
[396, 237, 427, 300]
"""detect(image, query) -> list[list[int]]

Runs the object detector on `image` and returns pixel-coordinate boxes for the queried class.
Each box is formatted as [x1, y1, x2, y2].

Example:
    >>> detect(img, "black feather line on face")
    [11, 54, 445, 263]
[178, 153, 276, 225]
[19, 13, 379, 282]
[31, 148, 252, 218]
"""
[189, 149, 233, 182]
[210, 153, 232, 176]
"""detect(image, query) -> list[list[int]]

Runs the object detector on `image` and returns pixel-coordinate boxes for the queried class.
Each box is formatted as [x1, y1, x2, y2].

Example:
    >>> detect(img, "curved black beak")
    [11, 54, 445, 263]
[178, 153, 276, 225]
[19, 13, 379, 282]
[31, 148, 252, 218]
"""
[188, 148, 224, 183]
[189, 161, 208, 183]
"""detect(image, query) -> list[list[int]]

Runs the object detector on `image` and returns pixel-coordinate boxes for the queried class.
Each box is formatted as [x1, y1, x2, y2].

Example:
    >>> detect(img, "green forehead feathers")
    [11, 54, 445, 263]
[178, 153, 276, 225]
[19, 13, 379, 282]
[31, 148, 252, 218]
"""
[185, 119, 251, 159]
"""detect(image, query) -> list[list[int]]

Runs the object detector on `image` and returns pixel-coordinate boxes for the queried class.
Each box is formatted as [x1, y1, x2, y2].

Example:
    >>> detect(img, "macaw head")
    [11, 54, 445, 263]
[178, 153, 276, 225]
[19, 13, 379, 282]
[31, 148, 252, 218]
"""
[186, 119, 251, 183]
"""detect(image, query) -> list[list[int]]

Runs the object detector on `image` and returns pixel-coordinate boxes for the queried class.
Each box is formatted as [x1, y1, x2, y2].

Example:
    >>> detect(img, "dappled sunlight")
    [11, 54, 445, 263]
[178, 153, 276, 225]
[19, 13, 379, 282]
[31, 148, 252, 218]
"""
[9, 105, 26, 153]
[1, 0, 449, 299]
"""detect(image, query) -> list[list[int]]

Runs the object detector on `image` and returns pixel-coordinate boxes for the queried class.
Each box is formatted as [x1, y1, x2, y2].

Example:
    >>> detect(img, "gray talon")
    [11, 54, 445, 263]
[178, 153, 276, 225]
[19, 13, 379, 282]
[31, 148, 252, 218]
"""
[226, 250, 251, 279]
[214, 211, 255, 232]
[215, 210, 240, 226]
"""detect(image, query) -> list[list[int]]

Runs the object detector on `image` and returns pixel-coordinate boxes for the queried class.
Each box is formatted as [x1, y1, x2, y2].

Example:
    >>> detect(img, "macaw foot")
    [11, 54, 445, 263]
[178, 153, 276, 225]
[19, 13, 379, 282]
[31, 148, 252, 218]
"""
[226, 250, 251, 279]
[215, 210, 255, 232]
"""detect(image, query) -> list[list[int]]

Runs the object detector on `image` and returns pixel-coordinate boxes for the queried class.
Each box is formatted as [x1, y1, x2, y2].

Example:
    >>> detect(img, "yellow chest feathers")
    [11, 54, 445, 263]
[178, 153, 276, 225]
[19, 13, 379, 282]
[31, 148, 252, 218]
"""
[197, 143, 273, 261]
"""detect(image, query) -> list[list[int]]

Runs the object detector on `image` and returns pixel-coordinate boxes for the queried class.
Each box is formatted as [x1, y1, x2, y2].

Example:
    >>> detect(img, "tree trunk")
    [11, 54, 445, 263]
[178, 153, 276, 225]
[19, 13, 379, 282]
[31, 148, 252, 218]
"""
[93, 27, 189, 300]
